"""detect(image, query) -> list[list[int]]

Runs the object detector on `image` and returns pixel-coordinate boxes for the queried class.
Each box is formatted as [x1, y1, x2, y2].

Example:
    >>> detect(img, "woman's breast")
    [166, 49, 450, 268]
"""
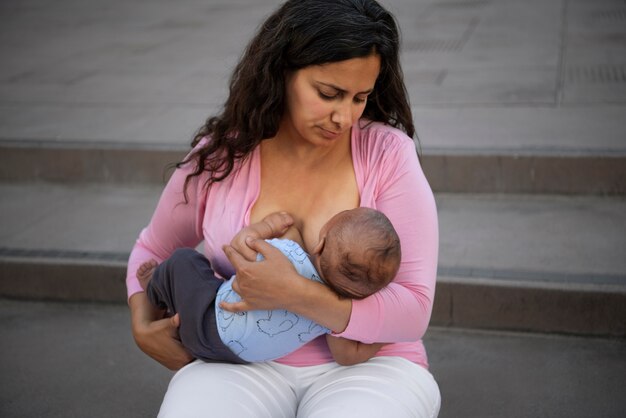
[250, 181, 360, 253]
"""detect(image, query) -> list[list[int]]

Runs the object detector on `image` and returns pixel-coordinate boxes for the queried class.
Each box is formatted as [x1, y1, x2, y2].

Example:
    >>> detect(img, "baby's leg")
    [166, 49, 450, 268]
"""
[147, 248, 239, 362]
[144, 248, 216, 314]
[137, 259, 158, 290]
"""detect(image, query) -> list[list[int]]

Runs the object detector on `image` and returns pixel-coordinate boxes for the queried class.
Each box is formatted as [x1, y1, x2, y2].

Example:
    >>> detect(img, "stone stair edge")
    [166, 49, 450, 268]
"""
[4, 138, 626, 156]
[2, 140, 625, 194]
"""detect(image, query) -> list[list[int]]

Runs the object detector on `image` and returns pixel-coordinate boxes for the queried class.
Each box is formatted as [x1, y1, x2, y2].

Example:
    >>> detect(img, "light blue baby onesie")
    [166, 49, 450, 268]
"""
[215, 239, 330, 362]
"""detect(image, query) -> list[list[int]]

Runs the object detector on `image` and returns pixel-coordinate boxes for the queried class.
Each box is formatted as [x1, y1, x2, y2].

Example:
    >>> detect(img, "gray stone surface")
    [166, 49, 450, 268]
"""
[1, 0, 624, 154]
[0, 299, 172, 418]
[437, 193, 626, 281]
[0, 183, 159, 253]
[2, 0, 625, 193]
[2, 183, 624, 284]
[414, 107, 626, 155]
[425, 326, 626, 418]
[4, 143, 625, 194]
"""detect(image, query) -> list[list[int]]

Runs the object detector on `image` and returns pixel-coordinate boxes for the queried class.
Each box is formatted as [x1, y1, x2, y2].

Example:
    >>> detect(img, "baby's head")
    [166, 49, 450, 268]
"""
[312, 208, 401, 299]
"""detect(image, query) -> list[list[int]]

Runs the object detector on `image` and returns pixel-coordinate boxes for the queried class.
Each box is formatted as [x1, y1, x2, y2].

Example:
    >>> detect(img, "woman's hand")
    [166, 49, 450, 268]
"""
[221, 237, 302, 312]
[326, 335, 386, 366]
[129, 292, 193, 371]
[222, 237, 352, 333]
[229, 212, 294, 261]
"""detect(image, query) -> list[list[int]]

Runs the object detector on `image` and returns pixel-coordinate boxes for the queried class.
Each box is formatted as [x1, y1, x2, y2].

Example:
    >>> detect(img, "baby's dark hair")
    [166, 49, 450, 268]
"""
[320, 208, 401, 299]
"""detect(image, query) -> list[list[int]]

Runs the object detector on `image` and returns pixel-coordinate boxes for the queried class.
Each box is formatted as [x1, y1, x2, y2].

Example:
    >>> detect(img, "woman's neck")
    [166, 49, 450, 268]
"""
[266, 125, 352, 170]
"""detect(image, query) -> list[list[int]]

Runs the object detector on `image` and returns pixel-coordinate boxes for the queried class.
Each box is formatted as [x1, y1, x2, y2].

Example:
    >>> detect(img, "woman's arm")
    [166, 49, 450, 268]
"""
[221, 238, 352, 333]
[336, 134, 439, 344]
[126, 155, 206, 368]
[126, 162, 206, 297]
[325, 335, 385, 366]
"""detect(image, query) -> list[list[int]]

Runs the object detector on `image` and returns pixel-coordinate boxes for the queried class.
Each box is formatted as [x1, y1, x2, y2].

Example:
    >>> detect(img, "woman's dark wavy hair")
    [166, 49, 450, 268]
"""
[181, 0, 414, 193]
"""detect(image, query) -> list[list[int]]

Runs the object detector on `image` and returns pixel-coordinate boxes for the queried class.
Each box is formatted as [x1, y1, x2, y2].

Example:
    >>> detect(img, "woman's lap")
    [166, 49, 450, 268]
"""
[298, 357, 440, 418]
[158, 357, 440, 418]
[158, 361, 297, 418]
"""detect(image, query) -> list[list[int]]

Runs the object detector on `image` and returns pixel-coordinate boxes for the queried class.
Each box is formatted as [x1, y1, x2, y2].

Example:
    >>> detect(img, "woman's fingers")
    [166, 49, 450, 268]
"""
[219, 300, 252, 313]
[245, 237, 282, 259]
[223, 238, 298, 312]
[224, 238, 282, 266]
[229, 231, 259, 262]
[136, 316, 193, 370]
[129, 292, 193, 370]
[222, 244, 249, 268]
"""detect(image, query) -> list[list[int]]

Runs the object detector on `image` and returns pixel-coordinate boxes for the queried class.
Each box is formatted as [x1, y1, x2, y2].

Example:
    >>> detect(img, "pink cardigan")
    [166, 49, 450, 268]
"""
[126, 121, 438, 368]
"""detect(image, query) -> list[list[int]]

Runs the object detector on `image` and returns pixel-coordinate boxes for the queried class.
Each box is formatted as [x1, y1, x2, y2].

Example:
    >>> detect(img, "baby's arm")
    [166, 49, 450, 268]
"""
[230, 212, 296, 261]
[249, 212, 295, 240]
[326, 334, 386, 366]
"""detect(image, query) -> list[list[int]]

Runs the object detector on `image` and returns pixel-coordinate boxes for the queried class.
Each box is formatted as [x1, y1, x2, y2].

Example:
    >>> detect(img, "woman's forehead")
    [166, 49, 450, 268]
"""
[306, 55, 381, 89]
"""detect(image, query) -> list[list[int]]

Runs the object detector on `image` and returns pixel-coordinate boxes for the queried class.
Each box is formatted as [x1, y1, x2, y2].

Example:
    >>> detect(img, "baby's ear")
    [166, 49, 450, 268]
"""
[312, 236, 326, 256]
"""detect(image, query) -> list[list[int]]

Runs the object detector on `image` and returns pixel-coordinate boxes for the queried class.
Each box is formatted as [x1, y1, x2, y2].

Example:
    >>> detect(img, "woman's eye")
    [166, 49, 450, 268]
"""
[318, 89, 368, 104]
[318, 91, 337, 100]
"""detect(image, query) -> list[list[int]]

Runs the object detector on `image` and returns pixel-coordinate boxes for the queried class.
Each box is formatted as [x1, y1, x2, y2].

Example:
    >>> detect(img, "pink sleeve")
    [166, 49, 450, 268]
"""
[125, 158, 207, 300]
[335, 137, 438, 343]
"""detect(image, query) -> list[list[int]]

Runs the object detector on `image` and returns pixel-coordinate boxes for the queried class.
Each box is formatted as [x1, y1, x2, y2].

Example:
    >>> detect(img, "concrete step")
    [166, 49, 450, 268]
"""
[1, 139, 625, 194]
[1, 182, 624, 336]
[1, 299, 625, 418]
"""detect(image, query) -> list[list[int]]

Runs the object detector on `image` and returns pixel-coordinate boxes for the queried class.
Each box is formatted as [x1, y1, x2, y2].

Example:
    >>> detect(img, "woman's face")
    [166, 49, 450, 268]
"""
[282, 54, 381, 146]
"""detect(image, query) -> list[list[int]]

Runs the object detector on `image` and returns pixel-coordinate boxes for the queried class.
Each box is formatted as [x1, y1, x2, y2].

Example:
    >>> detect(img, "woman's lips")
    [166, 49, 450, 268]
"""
[318, 126, 340, 139]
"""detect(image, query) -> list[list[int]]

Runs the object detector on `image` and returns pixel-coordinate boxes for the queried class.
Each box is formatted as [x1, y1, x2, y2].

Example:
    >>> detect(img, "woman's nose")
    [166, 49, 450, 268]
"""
[330, 101, 352, 130]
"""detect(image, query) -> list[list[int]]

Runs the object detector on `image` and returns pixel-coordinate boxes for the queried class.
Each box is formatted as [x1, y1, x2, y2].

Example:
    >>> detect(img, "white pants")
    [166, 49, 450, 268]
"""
[158, 357, 441, 418]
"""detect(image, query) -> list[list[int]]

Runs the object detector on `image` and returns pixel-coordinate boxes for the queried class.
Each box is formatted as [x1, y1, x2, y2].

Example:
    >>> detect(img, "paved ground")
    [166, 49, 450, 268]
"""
[1, 299, 624, 418]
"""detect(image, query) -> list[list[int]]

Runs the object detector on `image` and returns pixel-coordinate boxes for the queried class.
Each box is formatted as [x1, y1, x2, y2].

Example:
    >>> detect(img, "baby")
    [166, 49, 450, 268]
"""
[137, 207, 401, 365]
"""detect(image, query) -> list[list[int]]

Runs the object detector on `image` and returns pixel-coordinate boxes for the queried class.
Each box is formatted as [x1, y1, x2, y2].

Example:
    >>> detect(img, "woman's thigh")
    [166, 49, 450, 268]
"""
[158, 360, 297, 418]
[297, 357, 441, 418]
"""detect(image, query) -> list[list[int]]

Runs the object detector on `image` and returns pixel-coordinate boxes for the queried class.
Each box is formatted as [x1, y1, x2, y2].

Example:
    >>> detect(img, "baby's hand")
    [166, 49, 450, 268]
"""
[230, 212, 294, 261]
[258, 212, 295, 237]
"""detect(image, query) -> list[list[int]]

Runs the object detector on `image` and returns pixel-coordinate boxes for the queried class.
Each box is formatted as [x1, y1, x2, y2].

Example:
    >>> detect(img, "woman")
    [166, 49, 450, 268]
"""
[126, 0, 441, 416]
